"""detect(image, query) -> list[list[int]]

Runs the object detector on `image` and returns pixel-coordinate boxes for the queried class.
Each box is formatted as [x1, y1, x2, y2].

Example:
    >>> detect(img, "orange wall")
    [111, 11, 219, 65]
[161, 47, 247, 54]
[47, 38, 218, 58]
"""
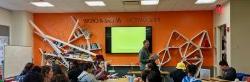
[33, 11, 214, 67]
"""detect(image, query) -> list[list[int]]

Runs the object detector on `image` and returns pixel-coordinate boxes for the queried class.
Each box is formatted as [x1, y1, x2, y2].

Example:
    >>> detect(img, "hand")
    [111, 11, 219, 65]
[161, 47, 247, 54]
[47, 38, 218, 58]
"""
[146, 59, 154, 63]
[216, 76, 222, 78]
[150, 54, 159, 60]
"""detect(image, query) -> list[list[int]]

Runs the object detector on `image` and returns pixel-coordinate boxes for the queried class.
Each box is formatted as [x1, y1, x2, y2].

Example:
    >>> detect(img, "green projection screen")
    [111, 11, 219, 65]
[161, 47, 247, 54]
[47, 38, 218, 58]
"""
[105, 26, 152, 53]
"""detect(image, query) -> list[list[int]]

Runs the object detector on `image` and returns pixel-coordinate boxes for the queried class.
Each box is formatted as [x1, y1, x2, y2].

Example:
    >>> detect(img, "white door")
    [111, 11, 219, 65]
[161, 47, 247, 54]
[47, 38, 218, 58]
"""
[0, 36, 8, 79]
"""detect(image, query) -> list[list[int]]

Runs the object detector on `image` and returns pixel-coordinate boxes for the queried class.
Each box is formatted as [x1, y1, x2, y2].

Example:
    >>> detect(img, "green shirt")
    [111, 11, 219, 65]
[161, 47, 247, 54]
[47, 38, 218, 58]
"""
[139, 47, 150, 64]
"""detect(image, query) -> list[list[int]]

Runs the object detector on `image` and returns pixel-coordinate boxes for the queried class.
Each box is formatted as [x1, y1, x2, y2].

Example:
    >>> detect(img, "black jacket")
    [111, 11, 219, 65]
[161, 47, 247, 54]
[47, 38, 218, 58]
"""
[23, 71, 43, 82]
[170, 69, 186, 82]
[221, 67, 237, 81]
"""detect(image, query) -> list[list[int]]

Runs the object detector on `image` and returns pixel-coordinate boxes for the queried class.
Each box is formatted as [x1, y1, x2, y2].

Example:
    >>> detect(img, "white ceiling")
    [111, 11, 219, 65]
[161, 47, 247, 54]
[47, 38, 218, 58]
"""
[0, 0, 228, 13]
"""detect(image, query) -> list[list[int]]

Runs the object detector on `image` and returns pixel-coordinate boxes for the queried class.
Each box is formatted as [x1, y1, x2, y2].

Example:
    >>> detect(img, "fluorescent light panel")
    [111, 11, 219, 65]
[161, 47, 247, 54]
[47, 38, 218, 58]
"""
[85, 1, 106, 6]
[141, 0, 159, 5]
[31, 2, 54, 7]
[195, 0, 216, 4]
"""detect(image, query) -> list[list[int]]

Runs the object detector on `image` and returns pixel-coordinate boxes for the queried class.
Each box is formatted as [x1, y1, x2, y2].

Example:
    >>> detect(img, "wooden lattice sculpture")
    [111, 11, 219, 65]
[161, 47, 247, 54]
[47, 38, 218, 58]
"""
[157, 30, 211, 77]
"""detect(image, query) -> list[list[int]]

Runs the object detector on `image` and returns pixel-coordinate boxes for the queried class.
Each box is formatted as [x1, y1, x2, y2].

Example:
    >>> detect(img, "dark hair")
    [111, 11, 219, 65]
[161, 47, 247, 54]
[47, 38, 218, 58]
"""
[71, 60, 79, 69]
[51, 64, 69, 82]
[141, 70, 150, 82]
[20, 62, 34, 75]
[219, 60, 229, 66]
[143, 40, 149, 44]
[96, 55, 104, 61]
[186, 64, 198, 76]
[147, 62, 158, 70]
[32, 66, 42, 73]
[147, 71, 162, 82]
[52, 64, 63, 75]
[25, 63, 34, 71]
[145, 62, 162, 82]
[41, 65, 52, 77]
[23, 66, 43, 82]
[83, 62, 93, 71]
[51, 74, 69, 82]
[72, 60, 79, 66]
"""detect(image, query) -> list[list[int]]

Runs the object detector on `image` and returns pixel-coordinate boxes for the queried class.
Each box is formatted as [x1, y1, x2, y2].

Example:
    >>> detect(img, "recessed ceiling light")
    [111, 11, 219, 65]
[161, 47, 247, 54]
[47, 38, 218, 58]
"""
[85, 1, 106, 6]
[195, 0, 216, 4]
[141, 0, 159, 5]
[31, 2, 54, 7]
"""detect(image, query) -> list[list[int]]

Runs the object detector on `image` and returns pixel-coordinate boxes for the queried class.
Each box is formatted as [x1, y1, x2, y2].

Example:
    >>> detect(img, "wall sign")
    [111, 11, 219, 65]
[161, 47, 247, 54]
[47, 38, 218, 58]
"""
[77, 17, 160, 23]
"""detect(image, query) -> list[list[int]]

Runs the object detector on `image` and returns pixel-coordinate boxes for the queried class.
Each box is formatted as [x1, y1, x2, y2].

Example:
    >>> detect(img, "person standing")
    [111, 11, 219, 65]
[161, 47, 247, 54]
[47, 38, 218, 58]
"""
[139, 40, 151, 70]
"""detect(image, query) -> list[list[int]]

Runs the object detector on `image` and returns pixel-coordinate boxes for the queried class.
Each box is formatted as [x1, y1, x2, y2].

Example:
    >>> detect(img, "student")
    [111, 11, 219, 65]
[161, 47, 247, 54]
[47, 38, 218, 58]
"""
[218, 60, 237, 81]
[17, 62, 34, 82]
[23, 66, 43, 82]
[170, 62, 187, 82]
[20, 62, 34, 76]
[41, 65, 53, 82]
[51, 64, 69, 82]
[141, 69, 150, 82]
[139, 40, 151, 70]
[68, 61, 83, 82]
[182, 64, 201, 82]
[78, 62, 98, 82]
[93, 61, 109, 80]
[145, 62, 162, 82]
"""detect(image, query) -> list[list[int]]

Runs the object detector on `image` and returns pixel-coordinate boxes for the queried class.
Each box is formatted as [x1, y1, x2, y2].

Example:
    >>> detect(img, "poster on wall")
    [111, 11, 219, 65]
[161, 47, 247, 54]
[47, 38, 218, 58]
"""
[0, 36, 8, 65]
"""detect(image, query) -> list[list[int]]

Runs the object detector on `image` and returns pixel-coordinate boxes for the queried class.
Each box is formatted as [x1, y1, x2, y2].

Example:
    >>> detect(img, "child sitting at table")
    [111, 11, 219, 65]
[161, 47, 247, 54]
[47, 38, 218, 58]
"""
[182, 64, 201, 82]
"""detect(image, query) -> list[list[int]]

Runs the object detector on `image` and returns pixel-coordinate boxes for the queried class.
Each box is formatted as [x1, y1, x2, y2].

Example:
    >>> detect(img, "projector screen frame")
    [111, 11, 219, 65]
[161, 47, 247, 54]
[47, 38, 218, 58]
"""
[105, 26, 152, 54]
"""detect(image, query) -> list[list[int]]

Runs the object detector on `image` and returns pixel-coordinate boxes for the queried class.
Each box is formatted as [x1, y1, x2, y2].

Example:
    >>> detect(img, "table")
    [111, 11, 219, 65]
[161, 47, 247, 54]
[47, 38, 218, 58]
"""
[127, 71, 170, 75]
[201, 77, 230, 82]
[128, 71, 170, 82]
[100, 78, 129, 82]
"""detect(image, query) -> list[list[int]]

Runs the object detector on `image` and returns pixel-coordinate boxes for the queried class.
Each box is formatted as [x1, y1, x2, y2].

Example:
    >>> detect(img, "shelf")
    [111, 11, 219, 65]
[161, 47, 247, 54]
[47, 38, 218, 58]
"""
[90, 48, 102, 51]
[110, 64, 139, 67]
[69, 33, 85, 43]
[43, 53, 92, 61]
[168, 47, 179, 48]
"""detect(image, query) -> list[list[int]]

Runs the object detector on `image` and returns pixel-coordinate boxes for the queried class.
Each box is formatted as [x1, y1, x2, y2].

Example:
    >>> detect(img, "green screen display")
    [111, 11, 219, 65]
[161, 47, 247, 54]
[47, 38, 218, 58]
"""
[111, 27, 146, 53]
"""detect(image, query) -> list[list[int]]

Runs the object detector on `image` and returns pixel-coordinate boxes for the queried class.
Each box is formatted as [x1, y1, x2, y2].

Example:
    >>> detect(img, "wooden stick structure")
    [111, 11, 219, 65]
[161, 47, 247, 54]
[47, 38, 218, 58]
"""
[30, 20, 97, 56]
[157, 30, 211, 77]
[30, 20, 70, 68]
[29, 20, 98, 69]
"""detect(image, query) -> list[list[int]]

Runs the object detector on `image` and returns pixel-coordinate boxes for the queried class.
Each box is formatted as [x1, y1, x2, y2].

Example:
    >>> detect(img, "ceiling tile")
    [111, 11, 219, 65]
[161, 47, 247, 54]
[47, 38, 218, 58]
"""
[0, 0, 229, 13]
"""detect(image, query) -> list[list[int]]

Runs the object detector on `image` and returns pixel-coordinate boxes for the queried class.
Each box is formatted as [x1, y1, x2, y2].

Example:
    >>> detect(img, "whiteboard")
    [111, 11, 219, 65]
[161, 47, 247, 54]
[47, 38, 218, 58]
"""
[4, 46, 32, 78]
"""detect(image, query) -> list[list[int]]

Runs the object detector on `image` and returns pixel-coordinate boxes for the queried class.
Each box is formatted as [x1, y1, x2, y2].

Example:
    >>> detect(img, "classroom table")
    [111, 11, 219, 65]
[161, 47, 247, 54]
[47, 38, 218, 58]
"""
[128, 71, 170, 82]
[100, 78, 129, 82]
[201, 77, 230, 82]
[127, 70, 170, 75]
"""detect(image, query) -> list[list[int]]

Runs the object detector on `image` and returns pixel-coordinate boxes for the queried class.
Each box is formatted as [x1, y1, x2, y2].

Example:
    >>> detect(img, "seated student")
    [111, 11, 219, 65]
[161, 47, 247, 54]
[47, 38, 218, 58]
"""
[17, 62, 34, 81]
[41, 65, 53, 82]
[218, 60, 237, 81]
[93, 61, 109, 80]
[170, 62, 187, 82]
[51, 64, 69, 82]
[134, 67, 151, 82]
[78, 62, 98, 82]
[141, 69, 150, 82]
[23, 66, 43, 82]
[68, 61, 83, 82]
[145, 62, 162, 82]
[182, 64, 201, 82]
[20, 62, 34, 76]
